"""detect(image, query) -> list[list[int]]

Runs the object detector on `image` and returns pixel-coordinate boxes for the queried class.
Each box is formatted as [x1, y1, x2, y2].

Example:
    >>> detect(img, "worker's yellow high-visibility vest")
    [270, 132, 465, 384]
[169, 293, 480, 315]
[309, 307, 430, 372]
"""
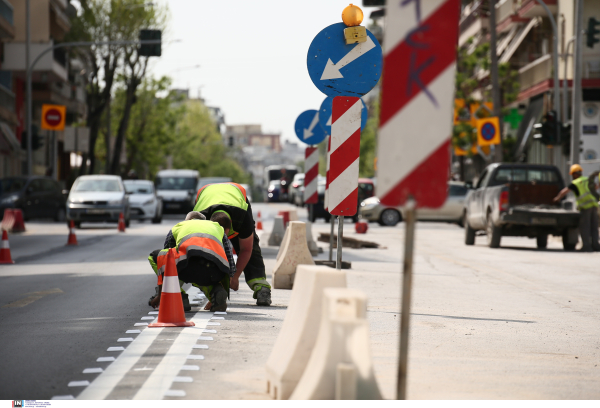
[573, 176, 599, 210]
[171, 220, 230, 274]
[193, 183, 249, 239]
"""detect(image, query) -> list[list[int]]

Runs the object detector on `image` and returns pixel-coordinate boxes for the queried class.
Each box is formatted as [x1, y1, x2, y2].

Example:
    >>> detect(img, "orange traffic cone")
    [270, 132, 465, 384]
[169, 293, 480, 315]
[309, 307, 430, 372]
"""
[11, 209, 25, 233]
[149, 249, 195, 328]
[66, 220, 78, 246]
[118, 213, 126, 232]
[0, 230, 14, 264]
[256, 211, 263, 230]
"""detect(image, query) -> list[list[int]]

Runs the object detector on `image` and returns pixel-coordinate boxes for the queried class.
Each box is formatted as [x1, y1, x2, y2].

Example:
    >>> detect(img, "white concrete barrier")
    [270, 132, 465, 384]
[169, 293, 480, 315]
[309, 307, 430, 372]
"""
[272, 222, 314, 289]
[266, 265, 347, 399]
[305, 221, 319, 256]
[290, 288, 382, 400]
[268, 216, 286, 246]
[288, 209, 298, 222]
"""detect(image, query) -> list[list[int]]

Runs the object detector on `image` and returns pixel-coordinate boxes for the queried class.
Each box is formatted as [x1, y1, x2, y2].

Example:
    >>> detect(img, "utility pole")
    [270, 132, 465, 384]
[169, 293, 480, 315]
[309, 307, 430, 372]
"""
[571, 0, 583, 166]
[489, 0, 503, 163]
[25, 0, 31, 175]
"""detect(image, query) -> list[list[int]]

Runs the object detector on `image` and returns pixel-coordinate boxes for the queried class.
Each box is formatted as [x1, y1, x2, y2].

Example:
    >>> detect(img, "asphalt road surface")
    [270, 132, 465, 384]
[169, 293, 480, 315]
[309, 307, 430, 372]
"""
[0, 204, 598, 400]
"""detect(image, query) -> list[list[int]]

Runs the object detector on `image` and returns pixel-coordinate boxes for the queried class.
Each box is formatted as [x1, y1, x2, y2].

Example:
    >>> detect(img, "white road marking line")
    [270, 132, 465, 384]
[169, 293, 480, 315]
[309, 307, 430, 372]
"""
[83, 368, 103, 374]
[211, 316, 224, 320]
[77, 327, 163, 400]
[202, 329, 217, 333]
[126, 330, 141, 334]
[68, 381, 90, 387]
[134, 323, 149, 326]
[189, 301, 199, 305]
[165, 390, 186, 397]
[133, 367, 154, 371]
[141, 316, 155, 320]
[198, 336, 213, 341]
[192, 345, 208, 349]
[52, 395, 74, 400]
[148, 311, 158, 315]
[206, 322, 220, 326]
[180, 365, 199, 371]
[132, 312, 212, 400]
[173, 376, 193, 383]
[107, 347, 125, 352]
[117, 338, 134, 342]
[214, 311, 226, 315]
[96, 357, 115, 362]
[186, 355, 205, 360]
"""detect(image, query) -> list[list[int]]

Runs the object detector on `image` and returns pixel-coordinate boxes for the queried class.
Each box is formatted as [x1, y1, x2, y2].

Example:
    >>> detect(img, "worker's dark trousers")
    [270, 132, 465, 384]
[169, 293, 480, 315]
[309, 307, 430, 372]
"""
[579, 207, 600, 251]
[230, 230, 271, 295]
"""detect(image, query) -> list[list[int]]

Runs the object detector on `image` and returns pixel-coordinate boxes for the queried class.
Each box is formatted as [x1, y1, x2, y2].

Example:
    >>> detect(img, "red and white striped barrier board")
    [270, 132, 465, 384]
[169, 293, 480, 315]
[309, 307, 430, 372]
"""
[328, 96, 361, 216]
[377, 0, 460, 208]
[304, 146, 319, 204]
[325, 136, 330, 211]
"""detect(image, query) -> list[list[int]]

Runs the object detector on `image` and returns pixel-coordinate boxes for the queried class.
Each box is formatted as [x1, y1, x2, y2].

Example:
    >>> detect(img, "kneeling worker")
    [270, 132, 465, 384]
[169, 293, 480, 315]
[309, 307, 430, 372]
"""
[149, 211, 236, 311]
[193, 182, 271, 306]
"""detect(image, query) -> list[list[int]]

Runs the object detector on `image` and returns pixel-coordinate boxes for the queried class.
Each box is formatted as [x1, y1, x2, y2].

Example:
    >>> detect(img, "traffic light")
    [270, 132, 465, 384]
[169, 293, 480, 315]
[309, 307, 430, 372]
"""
[586, 18, 600, 49]
[537, 110, 560, 145]
[561, 123, 571, 156]
[21, 125, 44, 151]
[139, 29, 161, 57]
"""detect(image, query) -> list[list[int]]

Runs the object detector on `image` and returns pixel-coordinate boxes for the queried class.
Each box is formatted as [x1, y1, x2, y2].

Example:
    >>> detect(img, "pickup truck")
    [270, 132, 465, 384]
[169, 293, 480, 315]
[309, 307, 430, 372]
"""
[464, 163, 580, 250]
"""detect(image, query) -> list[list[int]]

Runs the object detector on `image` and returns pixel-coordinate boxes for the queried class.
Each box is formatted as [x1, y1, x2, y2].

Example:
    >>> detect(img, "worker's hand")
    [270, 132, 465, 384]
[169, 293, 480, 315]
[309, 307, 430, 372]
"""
[230, 276, 240, 291]
[553, 196, 560, 203]
[204, 301, 212, 311]
[150, 294, 160, 309]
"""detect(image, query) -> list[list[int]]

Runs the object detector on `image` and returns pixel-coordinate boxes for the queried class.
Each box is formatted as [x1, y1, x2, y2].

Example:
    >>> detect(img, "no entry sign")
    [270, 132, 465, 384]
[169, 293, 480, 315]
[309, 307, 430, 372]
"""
[41, 104, 66, 131]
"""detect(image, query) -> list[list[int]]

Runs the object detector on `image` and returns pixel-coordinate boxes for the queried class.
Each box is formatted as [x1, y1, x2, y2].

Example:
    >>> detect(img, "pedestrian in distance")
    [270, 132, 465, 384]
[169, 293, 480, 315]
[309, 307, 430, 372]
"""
[553, 164, 600, 252]
[193, 182, 272, 307]
[148, 211, 237, 312]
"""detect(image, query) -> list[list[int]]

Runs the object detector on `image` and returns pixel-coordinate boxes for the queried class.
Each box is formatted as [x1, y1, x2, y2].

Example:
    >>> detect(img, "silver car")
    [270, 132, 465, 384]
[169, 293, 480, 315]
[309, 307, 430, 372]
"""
[359, 181, 469, 226]
[123, 180, 163, 223]
[67, 175, 130, 228]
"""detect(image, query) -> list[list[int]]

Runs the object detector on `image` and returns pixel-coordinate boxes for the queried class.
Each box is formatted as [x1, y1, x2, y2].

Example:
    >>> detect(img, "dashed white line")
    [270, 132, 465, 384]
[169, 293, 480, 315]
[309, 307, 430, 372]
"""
[96, 357, 115, 362]
[180, 365, 199, 371]
[107, 347, 125, 352]
[206, 322, 220, 326]
[141, 316, 155, 320]
[192, 345, 208, 349]
[165, 390, 186, 397]
[148, 311, 158, 315]
[51, 395, 74, 400]
[83, 368, 103, 374]
[211, 317, 225, 320]
[68, 381, 90, 387]
[126, 330, 141, 334]
[134, 323, 149, 326]
[117, 338, 134, 342]
[202, 329, 217, 334]
[172, 376, 193, 383]
[186, 355, 205, 360]
[214, 311, 227, 315]
[198, 336, 213, 341]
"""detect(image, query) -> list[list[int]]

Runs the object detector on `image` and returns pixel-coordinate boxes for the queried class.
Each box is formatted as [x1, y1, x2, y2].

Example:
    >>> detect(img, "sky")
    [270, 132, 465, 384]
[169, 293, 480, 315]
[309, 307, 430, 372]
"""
[150, 0, 377, 143]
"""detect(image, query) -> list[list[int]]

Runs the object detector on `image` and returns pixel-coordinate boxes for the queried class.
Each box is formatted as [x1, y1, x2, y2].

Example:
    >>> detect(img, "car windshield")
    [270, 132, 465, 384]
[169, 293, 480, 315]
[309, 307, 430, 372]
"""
[155, 177, 196, 190]
[449, 184, 468, 196]
[0, 178, 27, 194]
[74, 179, 123, 192]
[124, 182, 154, 194]
[269, 180, 281, 187]
[489, 168, 560, 186]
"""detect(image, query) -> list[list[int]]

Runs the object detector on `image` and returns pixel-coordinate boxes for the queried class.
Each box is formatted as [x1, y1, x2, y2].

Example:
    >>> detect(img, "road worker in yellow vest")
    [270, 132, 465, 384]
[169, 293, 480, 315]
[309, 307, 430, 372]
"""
[554, 164, 600, 252]
[194, 182, 272, 307]
[149, 211, 237, 312]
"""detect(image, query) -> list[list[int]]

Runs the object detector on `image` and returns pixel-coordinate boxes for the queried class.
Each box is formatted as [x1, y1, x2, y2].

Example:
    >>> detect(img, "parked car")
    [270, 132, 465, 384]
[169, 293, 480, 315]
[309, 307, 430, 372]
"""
[66, 175, 130, 228]
[359, 181, 469, 226]
[239, 183, 253, 202]
[155, 169, 199, 213]
[123, 180, 163, 224]
[289, 173, 305, 205]
[197, 177, 232, 191]
[463, 163, 580, 249]
[0, 176, 66, 221]
[310, 179, 331, 223]
[267, 180, 282, 202]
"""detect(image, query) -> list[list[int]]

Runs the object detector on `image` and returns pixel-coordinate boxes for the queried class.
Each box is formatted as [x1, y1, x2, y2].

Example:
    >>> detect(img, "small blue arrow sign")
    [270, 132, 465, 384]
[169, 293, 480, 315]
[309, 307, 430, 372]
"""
[307, 22, 382, 97]
[481, 123, 496, 141]
[294, 110, 327, 145]
[319, 96, 368, 136]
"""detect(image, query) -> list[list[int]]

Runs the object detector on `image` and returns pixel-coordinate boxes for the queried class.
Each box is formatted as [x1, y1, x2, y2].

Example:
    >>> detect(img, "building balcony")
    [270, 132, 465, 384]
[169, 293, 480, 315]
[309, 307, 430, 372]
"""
[0, 82, 17, 126]
[50, 0, 70, 41]
[517, 0, 557, 19]
[2, 41, 68, 82]
[518, 54, 551, 92]
[0, 0, 15, 39]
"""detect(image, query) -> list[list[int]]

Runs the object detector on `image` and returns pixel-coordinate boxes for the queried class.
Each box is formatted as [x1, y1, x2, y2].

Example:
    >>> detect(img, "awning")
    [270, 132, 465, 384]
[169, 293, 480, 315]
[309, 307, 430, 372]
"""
[500, 18, 538, 64]
[513, 96, 544, 160]
[0, 121, 21, 153]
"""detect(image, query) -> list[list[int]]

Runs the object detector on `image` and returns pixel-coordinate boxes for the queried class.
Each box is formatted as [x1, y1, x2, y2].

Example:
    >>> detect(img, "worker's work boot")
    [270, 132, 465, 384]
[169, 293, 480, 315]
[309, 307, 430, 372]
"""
[181, 292, 191, 312]
[256, 287, 272, 306]
[210, 284, 228, 312]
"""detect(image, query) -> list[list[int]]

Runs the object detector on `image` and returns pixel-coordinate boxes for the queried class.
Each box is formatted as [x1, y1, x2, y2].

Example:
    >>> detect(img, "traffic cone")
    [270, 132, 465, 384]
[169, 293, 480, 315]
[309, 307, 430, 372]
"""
[256, 211, 263, 230]
[118, 212, 126, 232]
[0, 230, 14, 264]
[66, 220, 78, 246]
[11, 209, 25, 233]
[355, 221, 368, 234]
[149, 248, 195, 328]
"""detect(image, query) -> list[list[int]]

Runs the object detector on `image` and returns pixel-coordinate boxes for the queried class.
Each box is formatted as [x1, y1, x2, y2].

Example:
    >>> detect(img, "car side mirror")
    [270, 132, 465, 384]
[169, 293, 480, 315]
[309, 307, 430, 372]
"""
[465, 182, 473, 189]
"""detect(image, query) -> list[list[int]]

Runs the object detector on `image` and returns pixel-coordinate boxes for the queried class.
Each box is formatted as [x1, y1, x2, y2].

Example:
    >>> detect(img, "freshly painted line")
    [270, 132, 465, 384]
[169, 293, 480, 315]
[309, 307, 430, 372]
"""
[77, 327, 163, 400]
[164, 390, 186, 397]
[133, 367, 153, 372]
[148, 311, 158, 315]
[107, 347, 125, 352]
[134, 323, 149, 326]
[83, 368, 103, 374]
[51, 395, 74, 400]
[186, 355, 205, 360]
[192, 345, 208, 349]
[1, 288, 63, 309]
[206, 322, 220, 326]
[198, 336, 213, 341]
[180, 365, 199, 371]
[117, 338, 134, 342]
[68, 381, 90, 387]
[211, 317, 224, 320]
[173, 376, 193, 383]
[126, 330, 141, 334]
[141, 317, 155, 320]
[96, 357, 115, 362]
[132, 312, 212, 400]
[214, 311, 226, 315]
[202, 329, 217, 333]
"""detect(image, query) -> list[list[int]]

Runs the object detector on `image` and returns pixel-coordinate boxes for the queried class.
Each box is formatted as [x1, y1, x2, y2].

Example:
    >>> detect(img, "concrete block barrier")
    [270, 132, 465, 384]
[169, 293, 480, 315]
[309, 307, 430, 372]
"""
[305, 221, 319, 256]
[268, 216, 286, 246]
[272, 222, 314, 289]
[290, 288, 382, 400]
[266, 265, 346, 399]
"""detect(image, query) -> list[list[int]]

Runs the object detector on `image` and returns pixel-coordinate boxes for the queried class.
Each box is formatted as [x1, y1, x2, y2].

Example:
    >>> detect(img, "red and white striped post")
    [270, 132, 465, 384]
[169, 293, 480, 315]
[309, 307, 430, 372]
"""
[304, 146, 319, 222]
[377, 0, 460, 399]
[329, 96, 362, 269]
[325, 136, 334, 262]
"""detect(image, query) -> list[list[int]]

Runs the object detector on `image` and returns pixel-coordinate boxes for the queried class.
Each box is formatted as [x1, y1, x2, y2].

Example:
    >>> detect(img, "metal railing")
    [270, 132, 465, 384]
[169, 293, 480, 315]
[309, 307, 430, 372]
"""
[0, 0, 13, 25]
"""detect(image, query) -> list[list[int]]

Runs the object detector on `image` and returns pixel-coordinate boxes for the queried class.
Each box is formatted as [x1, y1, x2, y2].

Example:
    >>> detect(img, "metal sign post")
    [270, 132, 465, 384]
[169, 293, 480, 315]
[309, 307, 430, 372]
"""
[329, 216, 334, 262]
[336, 216, 344, 270]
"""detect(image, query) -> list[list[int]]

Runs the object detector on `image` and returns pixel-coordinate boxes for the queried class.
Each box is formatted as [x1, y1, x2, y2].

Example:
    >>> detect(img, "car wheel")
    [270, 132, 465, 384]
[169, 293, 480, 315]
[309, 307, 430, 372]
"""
[125, 218, 130, 228]
[54, 207, 66, 222]
[378, 209, 401, 226]
[464, 216, 476, 245]
[562, 228, 578, 251]
[152, 212, 162, 224]
[324, 214, 331, 223]
[536, 235, 548, 249]
[486, 213, 501, 248]
[74, 221, 81, 229]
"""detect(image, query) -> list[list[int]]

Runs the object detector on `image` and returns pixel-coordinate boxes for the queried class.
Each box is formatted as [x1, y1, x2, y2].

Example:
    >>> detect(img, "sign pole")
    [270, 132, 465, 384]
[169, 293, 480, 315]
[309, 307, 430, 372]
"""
[329, 215, 334, 262]
[336, 216, 344, 270]
[397, 199, 416, 400]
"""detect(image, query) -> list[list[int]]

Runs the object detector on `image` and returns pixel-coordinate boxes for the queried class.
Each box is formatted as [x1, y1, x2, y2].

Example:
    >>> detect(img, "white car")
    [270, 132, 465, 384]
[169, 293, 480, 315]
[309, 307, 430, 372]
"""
[123, 180, 163, 223]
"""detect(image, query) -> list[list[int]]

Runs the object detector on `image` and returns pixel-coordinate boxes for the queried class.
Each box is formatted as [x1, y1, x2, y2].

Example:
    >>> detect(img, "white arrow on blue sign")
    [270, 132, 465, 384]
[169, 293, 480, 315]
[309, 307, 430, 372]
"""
[319, 96, 368, 136]
[307, 22, 382, 97]
[294, 110, 327, 145]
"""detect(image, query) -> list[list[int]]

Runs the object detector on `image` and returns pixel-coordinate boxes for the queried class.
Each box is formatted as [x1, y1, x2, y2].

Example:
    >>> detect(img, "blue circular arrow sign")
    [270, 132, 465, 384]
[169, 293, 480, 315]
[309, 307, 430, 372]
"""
[319, 96, 368, 136]
[481, 123, 496, 141]
[294, 110, 327, 145]
[307, 22, 382, 97]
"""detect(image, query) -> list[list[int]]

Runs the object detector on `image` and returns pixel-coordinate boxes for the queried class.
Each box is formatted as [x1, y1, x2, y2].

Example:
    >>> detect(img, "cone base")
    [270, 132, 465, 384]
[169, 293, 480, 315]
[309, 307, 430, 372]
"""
[0, 260, 14, 264]
[148, 321, 195, 328]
